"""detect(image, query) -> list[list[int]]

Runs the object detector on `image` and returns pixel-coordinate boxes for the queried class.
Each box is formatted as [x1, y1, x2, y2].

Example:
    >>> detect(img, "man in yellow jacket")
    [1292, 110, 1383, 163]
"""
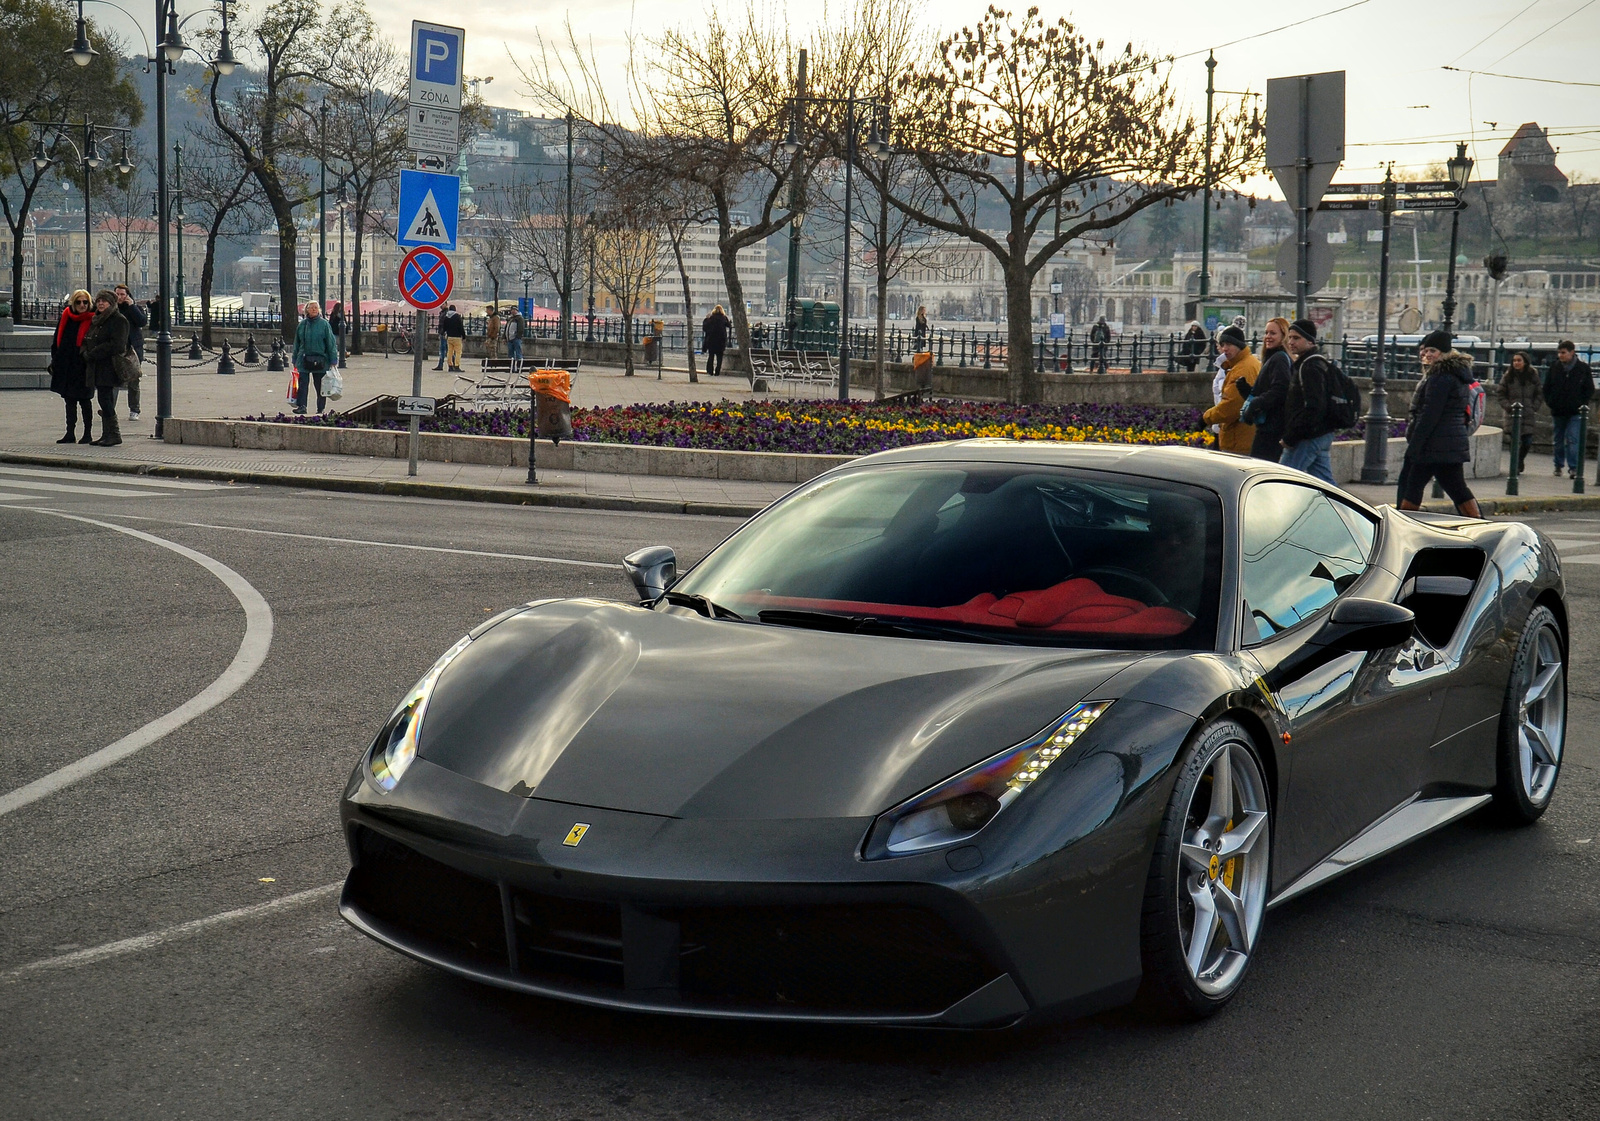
[1203, 324, 1260, 453]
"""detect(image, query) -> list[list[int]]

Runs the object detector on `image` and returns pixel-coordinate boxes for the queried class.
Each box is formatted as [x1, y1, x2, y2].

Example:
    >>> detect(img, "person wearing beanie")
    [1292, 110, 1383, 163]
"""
[1202, 325, 1259, 454]
[1419, 328, 1453, 354]
[1543, 340, 1593, 478]
[1398, 348, 1481, 517]
[80, 289, 130, 446]
[1278, 319, 1337, 483]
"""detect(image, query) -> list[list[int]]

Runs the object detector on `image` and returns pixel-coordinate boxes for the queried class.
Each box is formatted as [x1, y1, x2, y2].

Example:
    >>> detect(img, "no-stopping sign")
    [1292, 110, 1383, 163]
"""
[398, 245, 453, 310]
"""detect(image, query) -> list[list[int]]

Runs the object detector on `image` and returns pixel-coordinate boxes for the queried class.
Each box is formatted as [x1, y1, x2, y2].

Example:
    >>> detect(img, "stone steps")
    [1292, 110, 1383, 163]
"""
[0, 326, 55, 390]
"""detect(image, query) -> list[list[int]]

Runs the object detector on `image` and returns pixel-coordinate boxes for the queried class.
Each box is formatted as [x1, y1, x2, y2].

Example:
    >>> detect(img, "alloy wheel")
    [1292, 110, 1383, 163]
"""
[1518, 621, 1565, 806]
[1178, 741, 1270, 997]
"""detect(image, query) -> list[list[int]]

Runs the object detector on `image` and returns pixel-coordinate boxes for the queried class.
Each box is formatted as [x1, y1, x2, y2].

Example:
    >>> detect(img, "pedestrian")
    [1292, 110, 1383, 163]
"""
[702, 303, 731, 376]
[432, 309, 448, 370]
[113, 284, 146, 421]
[439, 304, 466, 372]
[1397, 344, 1482, 517]
[1202, 324, 1260, 454]
[913, 305, 929, 350]
[1179, 320, 1206, 372]
[1498, 350, 1542, 474]
[1089, 315, 1111, 373]
[50, 290, 96, 444]
[291, 300, 339, 414]
[1542, 340, 1593, 478]
[81, 289, 130, 447]
[505, 304, 525, 363]
[1279, 318, 1338, 484]
[328, 301, 346, 367]
[1242, 317, 1292, 461]
[485, 305, 501, 360]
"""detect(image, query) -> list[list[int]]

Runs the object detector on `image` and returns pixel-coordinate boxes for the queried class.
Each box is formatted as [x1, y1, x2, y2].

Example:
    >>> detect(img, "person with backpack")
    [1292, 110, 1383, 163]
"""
[1278, 318, 1345, 484]
[1543, 340, 1593, 478]
[1397, 345, 1481, 517]
[1498, 350, 1542, 473]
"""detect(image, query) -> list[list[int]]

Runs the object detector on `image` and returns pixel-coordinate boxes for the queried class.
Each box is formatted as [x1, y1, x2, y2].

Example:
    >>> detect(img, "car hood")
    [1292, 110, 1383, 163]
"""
[416, 600, 1147, 820]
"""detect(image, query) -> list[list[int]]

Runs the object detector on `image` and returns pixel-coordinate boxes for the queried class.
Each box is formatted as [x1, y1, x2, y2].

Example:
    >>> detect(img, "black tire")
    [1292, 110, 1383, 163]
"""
[392, 336, 412, 356]
[1492, 604, 1566, 825]
[1139, 718, 1271, 1019]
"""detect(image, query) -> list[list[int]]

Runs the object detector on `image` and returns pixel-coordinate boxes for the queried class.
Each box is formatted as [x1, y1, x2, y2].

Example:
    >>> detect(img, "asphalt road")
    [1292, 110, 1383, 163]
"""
[1, 467, 1597, 1121]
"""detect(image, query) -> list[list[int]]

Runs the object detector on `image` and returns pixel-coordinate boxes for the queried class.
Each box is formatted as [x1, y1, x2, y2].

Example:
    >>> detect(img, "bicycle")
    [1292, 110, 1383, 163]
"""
[376, 321, 413, 357]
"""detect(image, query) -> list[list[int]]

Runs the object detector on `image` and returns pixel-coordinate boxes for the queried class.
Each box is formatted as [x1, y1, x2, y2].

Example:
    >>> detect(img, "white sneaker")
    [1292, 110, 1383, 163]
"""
[128, 411, 140, 420]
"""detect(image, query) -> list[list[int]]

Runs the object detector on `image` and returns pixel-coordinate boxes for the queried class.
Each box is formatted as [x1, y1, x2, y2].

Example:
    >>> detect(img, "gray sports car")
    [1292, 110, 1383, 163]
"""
[339, 441, 1567, 1025]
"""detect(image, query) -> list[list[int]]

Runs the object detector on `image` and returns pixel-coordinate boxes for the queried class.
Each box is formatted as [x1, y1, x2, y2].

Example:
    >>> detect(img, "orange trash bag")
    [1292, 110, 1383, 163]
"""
[527, 370, 574, 442]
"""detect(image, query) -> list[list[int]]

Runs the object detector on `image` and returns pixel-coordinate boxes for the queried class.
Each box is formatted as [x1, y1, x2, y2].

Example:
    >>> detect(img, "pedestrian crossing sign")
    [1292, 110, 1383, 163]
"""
[396, 169, 459, 251]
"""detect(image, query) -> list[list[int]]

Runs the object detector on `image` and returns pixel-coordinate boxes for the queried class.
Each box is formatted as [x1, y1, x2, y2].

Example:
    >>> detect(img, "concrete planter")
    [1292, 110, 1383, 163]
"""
[164, 417, 1502, 487]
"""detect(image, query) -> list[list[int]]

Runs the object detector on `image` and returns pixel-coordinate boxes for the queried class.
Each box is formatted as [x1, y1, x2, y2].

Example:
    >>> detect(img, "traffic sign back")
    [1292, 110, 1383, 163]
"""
[399, 246, 453, 310]
[397, 169, 459, 251]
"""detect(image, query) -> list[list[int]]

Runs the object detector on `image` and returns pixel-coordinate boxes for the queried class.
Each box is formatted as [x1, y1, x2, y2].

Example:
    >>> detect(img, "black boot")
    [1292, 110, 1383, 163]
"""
[77, 403, 93, 444]
[58, 399, 77, 443]
[94, 401, 121, 446]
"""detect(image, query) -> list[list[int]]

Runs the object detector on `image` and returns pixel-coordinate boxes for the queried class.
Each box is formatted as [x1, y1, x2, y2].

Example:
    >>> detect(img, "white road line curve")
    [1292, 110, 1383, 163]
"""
[0, 465, 231, 490]
[0, 510, 274, 818]
[2, 882, 341, 980]
[92, 512, 624, 569]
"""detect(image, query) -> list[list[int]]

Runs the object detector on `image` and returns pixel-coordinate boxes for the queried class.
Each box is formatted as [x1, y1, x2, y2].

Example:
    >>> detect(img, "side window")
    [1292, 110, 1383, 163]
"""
[1241, 483, 1372, 642]
[1330, 498, 1378, 561]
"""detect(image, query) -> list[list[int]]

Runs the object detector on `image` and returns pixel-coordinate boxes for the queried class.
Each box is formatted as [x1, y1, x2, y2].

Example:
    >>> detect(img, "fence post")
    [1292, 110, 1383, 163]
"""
[1576, 405, 1589, 495]
[937, 331, 945, 366]
[1130, 334, 1143, 374]
[984, 332, 993, 370]
[1166, 333, 1177, 373]
[1506, 402, 1522, 496]
[1036, 336, 1045, 374]
[1063, 331, 1074, 375]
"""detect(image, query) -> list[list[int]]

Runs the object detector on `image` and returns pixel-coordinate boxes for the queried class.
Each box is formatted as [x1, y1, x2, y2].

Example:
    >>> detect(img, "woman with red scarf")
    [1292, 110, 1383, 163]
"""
[50, 290, 95, 443]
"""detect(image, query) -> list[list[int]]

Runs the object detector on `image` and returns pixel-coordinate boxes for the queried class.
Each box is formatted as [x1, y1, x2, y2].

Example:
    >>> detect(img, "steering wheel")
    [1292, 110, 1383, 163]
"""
[1072, 566, 1170, 607]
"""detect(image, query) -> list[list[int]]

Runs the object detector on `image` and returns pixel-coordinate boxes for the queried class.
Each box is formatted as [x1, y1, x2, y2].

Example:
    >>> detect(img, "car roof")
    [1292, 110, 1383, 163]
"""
[845, 439, 1353, 501]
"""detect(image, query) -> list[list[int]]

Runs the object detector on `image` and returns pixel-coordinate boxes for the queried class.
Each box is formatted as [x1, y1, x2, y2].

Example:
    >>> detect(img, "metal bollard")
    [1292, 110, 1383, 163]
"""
[217, 339, 235, 375]
[1575, 405, 1588, 495]
[1505, 402, 1521, 496]
[187, 332, 203, 360]
[984, 333, 993, 370]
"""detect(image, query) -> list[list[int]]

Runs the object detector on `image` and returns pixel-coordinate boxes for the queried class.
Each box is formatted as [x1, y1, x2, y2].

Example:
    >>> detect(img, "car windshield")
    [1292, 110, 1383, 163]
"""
[670, 462, 1224, 649]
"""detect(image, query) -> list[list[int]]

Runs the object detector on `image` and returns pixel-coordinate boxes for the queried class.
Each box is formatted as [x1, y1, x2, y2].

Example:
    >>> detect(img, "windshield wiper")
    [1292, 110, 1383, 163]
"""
[661, 590, 746, 620]
[756, 609, 1012, 645]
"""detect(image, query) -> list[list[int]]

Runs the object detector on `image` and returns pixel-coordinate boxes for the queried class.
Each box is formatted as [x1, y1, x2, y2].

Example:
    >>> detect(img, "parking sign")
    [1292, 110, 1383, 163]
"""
[410, 22, 464, 111]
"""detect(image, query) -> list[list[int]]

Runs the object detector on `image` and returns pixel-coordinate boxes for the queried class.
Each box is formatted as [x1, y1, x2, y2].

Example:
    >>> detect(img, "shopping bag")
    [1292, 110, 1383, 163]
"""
[322, 367, 344, 401]
[286, 366, 299, 406]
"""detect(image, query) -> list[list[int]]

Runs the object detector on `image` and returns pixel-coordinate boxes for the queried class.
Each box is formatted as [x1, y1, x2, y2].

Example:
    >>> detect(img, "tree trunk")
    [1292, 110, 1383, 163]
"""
[713, 195, 753, 385]
[350, 207, 365, 354]
[275, 211, 299, 341]
[200, 223, 220, 349]
[670, 230, 696, 382]
[9, 241, 25, 325]
[621, 308, 634, 375]
[1008, 261, 1039, 404]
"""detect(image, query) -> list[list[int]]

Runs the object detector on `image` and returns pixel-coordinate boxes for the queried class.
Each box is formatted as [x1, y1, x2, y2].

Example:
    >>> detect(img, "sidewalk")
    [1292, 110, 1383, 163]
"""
[3, 353, 1597, 517]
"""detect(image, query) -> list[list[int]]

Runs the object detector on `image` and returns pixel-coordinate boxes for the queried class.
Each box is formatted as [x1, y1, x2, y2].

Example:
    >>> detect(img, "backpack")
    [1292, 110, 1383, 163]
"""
[1464, 379, 1486, 434]
[1322, 357, 1362, 430]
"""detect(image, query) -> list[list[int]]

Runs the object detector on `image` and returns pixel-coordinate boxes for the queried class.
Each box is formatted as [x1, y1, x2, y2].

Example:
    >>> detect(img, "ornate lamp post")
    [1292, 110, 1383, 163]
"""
[29, 122, 134, 291]
[1439, 142, 1474, 337]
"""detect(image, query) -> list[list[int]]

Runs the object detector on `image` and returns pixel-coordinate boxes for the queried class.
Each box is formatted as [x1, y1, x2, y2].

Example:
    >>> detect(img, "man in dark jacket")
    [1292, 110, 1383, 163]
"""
[114, 284, 146, 420]
[1398, 349, 1480, 517]
[439, 305, 466, 372]
[1279, 318, 1337, 483]
[701, 304, 731, 376]
[1089, 316, 1111, 373]
[1543, 340, 1593, 478]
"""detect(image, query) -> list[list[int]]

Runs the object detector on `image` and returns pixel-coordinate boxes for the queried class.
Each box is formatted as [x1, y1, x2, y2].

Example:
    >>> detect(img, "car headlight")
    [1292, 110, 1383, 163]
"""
[864, 701, 1113, 857]
[369, 634, 474, 792]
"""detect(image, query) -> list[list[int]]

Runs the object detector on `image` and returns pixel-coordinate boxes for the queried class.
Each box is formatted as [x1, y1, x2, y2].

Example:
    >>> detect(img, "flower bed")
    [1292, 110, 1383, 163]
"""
[245, 399, 1222, 455]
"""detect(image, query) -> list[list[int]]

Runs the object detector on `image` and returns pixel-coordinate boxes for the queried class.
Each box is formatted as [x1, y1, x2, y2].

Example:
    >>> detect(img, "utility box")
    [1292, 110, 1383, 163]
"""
[793, 299, 841, 352]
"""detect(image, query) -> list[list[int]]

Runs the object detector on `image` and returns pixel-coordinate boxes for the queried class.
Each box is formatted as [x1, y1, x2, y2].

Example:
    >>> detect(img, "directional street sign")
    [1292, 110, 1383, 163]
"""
[395, 396, 437, 417]
[409, 21, 464, 111]
[1394, 197, 1467, 212]
[407, 105, 460, 155]
[1326, 180, 1456, 195]
[398, 246, 453, 311]
[1317, 198, 1381, 211]
[397, 169, 459, 251]
[1318, 195, 1463, 212]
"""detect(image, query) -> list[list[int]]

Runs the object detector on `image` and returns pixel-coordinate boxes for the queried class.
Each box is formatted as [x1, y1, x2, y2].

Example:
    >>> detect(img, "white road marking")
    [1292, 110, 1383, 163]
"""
[1548, 537, 1600, 550]
[0, 491, 46, 501]
[0, 478, 173, 498]
[1, 883, 342, 981]
[0, 511, 274, 817]
[1561, 554, 1600, 564]
[92, 512, 624, 570]
[0, 465, 233, 490]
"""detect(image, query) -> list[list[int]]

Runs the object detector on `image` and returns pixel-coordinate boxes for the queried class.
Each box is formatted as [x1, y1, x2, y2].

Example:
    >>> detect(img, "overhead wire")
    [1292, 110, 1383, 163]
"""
[1485, 0, 1598, 66]
[1447, 0, 1546, 65]
[1442, 66, 1600, 88]
[1161, 0, 1375, 63]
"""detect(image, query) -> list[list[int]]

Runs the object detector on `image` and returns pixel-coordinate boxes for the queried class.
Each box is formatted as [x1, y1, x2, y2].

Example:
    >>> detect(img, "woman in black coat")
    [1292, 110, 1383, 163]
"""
[1242, 317, 1292, 460]
[1397, 350, 1479, 517]
[81, 289, 131, 447]
[50, 289, 96, 443]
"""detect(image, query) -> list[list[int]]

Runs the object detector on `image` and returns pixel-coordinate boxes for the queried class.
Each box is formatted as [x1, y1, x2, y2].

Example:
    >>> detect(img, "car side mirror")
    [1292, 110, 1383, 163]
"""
[1321, 597, 1415, 653]
[623, 546, 676, 604]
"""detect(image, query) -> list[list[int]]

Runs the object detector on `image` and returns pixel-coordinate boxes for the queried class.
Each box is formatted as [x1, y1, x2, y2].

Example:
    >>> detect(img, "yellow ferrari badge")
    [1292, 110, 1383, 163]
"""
[563, 823, 590, 847]
[1208, 854, 1221, 880]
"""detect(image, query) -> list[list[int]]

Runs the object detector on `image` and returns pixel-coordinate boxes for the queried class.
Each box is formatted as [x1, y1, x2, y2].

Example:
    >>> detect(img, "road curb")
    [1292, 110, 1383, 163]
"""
[1469, 494, 1600, 515]
[0, 451, 765, 519]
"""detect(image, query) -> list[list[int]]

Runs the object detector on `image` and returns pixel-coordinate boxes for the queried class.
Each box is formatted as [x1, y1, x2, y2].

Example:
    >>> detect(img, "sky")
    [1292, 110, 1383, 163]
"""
[93, 0, 1600, 198]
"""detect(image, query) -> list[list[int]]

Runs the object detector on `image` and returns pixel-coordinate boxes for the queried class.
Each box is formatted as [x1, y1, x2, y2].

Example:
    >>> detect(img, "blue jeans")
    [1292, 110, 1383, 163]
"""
[436, 332, 448, 368]
[507, 337, 522, 361]
[1552, 414, 1581, 471]
[1280, 431, 1336, 484]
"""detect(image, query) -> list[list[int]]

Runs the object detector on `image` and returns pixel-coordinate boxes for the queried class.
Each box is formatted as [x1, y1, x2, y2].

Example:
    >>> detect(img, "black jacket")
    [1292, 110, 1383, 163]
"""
[118, 300, 147, 359]
[440, 311, 465, 338]
[1543, 356, 1594, 417]
[1089, 321, 1110, 345]
[50, 308, 94, 399]
[82, 307, 130, 389]
[702, 310, 731, 350]
[1283, 348, 1337, 444]
[1245, 346, 1292, 459]
[1407, 351, 1475, 464]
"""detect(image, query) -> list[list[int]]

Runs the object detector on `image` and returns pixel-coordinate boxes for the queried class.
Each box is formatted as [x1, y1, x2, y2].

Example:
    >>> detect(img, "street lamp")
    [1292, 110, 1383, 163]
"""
[1439, 142, 1474, 336]
[67, 0, 96, 65]
[782, 91, 889, 400]
[25, 121, 136, 291]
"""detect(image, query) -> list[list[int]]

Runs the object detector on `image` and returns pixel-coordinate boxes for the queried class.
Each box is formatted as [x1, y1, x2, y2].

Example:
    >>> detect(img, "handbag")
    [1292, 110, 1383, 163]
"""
[112, 347, 140, 387]
[322, 367, 344, 401]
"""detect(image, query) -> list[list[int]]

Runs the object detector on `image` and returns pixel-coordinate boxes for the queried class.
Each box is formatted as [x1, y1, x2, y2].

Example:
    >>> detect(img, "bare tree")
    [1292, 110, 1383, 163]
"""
[658, 180, 712, 382]
[889, 7, 1261, 401]
[182, 125, 262, 346]
[102, 152, 153, 286]
[589, 179, 664, 376]
[462, 201, 515, 305]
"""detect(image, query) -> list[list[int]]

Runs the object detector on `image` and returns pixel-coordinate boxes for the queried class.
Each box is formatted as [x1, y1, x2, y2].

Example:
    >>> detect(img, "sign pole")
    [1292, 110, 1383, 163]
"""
[409, 309, 424, 476]
[1296, 75, 1311, 321]
[1361, 168, 1397, 485]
